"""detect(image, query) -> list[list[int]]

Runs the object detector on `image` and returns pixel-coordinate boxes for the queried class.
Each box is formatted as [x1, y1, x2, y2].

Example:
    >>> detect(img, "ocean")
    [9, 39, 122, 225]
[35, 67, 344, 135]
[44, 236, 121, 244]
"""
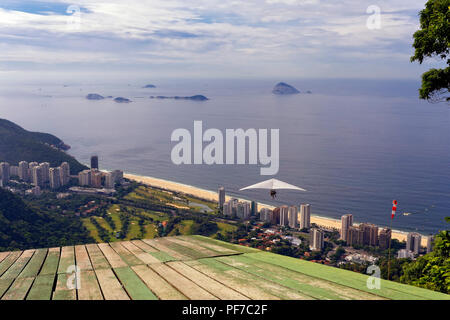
[0, 78, 449, 235]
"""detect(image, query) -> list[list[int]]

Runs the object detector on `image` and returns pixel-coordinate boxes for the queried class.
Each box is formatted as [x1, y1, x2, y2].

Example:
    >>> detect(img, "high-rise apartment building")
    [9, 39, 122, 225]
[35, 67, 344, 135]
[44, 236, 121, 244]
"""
[18, 161, 29, 182]
[91, 155, 99, 169]
[251, 201, 257, 216]
[272, 207, 280, 225]
[39, 162, 50, 183]
[78, 170, 92, 186]
[407, 232, 422, 255]
[259, 208, 273, 222]
[359, 223, 379, 246]
[91, 171, 102, 188]
[340, 214, 353, 241]
[32, 165, 43, 187]
[59, 162, 70, 186]
[288, 206, 298, 229]
[347, 226, 364, 246]
[378, 228, 391, 250]
[0, 162, 10, 185]
[310, 228, 324, 251]
[218, 187, 225, 210]
[49, 167, 61, 189]
[279, 205, 289, 226]
[299, 203, 311, 230]
[104, 172, 115, 189]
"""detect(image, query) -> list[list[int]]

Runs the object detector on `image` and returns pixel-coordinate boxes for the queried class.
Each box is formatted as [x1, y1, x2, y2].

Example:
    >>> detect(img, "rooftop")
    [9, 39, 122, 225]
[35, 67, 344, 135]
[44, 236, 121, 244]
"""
[0, 235, 448, 300]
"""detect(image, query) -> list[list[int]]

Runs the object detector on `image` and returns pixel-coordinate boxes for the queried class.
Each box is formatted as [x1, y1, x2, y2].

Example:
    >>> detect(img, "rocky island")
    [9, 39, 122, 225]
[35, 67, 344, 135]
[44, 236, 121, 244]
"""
[149, 95, 209, 101]
[114, 97, 132, 103]
[86, 93, 105, 100]
[272, 82, 300, 95]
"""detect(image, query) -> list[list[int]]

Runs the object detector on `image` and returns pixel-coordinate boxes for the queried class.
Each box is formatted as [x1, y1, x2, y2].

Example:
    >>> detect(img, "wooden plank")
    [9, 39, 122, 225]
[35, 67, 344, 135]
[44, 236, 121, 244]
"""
[221, 254, 383, 300]
[155, 238, 205, 259]
[39, 247, 60, 276]
[131, 265, 187, 300]
[109, 242, 144, 266]
[168, 261, 249, 300]
[149, 263, 217, 300]
[0, 250, 35, 280]
[78, 270, 103, 300]
[97, 243, 127, 268]
[75, 245, 93, 271]
[18, 248, 48, 279]
[120, 241, 161, 265]
[52, 273, 76, 300]
[185, 259, 280, 300]
[2, 277, 34, 300]
[26, 274, 55, 300]
[167, 237, 222, 257]
[85, 243, 110, 270]
[0, 251, 22, 277]
[57, 246, 75, 274]
[131, 240, 159, 253]
[0, 278, 16, 299]
[143, 239, 190, 261]
[94, 268, 129, 300]
[179, 235, 238, 255]
[0, 252, 11, 264]
[114, 267, 158, 300]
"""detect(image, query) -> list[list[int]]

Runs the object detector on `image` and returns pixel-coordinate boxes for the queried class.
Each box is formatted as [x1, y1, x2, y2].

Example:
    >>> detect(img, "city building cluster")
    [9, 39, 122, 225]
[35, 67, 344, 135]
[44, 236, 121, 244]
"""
[218, 186, 323, 251]
[0, 155, 124, 196]
[340, 213, 433, 258]
[77, 156, 123, 190]
[340, 214, 390, 248]
[218, 186, 434, 257]
[0, 160, 70, 191]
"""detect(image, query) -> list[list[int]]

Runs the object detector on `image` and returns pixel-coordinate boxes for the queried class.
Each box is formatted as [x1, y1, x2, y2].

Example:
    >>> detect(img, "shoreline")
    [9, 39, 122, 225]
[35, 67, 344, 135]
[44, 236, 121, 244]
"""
[124, 172, 427, 246]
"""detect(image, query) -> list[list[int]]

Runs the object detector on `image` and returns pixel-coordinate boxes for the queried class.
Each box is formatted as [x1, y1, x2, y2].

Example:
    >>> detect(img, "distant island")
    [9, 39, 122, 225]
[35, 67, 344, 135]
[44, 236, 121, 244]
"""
[114, 97, 132, 103]
[272, 82, 300, 95]
[86, 93, 105, 100]
[142, 84, 156, 88]
[149, 95, 209, 101]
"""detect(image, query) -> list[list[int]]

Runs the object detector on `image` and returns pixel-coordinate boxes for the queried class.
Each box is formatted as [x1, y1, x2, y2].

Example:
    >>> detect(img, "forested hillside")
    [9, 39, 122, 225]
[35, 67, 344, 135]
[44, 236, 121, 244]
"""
[0, 118, 87, 174]
[0, 188, 93, 251]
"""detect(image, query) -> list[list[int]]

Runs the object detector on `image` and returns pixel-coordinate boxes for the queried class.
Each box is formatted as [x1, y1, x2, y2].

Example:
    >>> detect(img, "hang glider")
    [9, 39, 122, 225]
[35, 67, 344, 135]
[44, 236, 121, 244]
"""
[240, 178, 306, 199]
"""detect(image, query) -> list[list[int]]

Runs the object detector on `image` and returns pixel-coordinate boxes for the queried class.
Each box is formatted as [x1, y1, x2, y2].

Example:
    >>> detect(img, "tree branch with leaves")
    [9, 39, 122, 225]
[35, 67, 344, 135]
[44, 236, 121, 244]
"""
[411, 0, 450, 102]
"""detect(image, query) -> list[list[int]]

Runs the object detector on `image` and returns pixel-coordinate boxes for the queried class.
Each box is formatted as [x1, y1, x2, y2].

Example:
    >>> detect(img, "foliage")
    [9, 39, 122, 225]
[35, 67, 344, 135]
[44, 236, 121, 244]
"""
[0, 118, 87, 174]
[400, 219, 450, 293]
[0, 187, 93, 251]
[411, 0, 450, 102]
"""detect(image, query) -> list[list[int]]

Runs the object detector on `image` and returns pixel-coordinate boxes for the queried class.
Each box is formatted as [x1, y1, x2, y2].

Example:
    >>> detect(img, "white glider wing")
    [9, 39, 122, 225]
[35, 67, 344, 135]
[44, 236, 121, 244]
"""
[240, 178, 306, 191]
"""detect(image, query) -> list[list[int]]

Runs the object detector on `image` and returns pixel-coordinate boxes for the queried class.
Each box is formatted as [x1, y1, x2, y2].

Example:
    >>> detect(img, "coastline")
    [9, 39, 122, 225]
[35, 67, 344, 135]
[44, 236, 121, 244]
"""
[124, 173, 427, 246]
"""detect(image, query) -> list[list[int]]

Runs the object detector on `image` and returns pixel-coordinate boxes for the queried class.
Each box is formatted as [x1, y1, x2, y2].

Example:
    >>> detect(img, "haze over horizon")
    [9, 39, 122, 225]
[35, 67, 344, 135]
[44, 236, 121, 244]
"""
[0, 0, 444, 83]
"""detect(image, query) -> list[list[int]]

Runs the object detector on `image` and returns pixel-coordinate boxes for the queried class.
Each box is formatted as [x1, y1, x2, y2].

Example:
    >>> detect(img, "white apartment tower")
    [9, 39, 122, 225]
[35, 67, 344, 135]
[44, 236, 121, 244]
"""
[310, 228, 324, 251]
[299, 203, 311, 230]
[288, 206, 298, 229]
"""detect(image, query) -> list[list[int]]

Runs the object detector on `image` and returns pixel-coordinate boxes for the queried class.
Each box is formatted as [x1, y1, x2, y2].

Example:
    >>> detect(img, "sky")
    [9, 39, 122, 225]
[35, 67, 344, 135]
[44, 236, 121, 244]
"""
[0, 0, 440, 82]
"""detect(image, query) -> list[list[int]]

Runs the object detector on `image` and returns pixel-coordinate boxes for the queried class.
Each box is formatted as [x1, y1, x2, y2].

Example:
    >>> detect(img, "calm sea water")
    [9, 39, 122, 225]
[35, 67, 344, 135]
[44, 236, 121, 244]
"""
[1, 79, 449, 235]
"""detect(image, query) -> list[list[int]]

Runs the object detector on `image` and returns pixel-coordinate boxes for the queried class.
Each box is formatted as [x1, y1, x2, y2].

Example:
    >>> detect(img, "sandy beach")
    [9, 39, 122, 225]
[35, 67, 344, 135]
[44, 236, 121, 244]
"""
[124, 173, 426, 246]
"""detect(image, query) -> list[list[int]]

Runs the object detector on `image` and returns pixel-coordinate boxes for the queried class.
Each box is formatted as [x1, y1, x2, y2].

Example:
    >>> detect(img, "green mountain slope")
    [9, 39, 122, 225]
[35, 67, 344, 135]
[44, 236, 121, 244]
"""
[0, 118, 87, 174]
[0, 188, 93, 251]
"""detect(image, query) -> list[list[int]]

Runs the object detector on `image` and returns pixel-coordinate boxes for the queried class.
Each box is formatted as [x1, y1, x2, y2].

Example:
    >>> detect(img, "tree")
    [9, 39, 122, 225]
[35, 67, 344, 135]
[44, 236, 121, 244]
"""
[411, 0, 449, 102]
[400, 218, 450, 293]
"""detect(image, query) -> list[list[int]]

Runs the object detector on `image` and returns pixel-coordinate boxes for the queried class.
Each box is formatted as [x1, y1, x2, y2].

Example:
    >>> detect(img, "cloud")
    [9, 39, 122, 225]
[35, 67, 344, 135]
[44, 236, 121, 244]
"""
[0, 0, 431, 79]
